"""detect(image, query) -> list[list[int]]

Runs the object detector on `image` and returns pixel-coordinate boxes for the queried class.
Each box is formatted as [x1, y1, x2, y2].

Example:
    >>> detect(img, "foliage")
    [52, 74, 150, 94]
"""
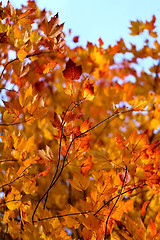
[0, 1, 160, 239]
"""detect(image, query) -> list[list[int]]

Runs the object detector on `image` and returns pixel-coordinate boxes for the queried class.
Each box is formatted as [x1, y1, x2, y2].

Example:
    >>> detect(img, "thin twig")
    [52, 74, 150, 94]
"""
[32, 109, 133, 224]
[0, 164, 33, 189]
[43, 100, 84, 209]
[34, 183, 145, 222]
[104, 166, 127, 239]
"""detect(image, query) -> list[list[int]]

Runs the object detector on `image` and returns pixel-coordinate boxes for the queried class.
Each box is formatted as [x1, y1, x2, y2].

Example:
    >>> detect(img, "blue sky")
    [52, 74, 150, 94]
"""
[2, 0, 160, 48]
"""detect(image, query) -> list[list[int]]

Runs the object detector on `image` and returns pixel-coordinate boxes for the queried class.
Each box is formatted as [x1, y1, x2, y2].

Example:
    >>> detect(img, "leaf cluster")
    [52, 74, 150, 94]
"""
[0, 1, 160, 240]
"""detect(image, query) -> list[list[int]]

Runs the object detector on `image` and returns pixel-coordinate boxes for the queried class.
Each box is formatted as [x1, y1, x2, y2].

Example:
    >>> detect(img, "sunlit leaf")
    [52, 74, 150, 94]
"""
[83, 81, 95, 100]
[17, 47, 28, 62]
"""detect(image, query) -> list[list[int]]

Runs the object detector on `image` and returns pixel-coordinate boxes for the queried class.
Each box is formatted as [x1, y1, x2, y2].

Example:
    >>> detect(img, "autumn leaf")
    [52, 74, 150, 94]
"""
[81, 156, 93, 175]
[129, 19, 144, 36]
[43, 61, 57, 74]
[116, 133, 126, 149]
[37, 165, 52, 178]
[68, 173, 90, 192]
[83, 81, 95, 100]
[1, 1, 160, 239]
[63, 58, 82, 80]
[38, 145, 54, 165]
[98, 37, 104, 48]
[19, 85, 32, 108]
[80, 118, 92, 133]
[17, 47, 28, 62]
[147, 220, 157, 237]
[141, 201, 150, 216]
[6, 187, 21, 210]
[130, 97, 148, 111]
[64, 81, 77, 96]
[73, 36, 79, 43]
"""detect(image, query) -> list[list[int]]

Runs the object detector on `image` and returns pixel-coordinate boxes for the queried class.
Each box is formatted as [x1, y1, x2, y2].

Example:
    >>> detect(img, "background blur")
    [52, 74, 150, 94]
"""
[2, 0, 160, 48]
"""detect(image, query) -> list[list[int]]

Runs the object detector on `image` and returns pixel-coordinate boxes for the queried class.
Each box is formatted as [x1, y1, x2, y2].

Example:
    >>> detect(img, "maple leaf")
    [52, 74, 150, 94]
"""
[130, 97, 148, 111]
[83, 81, 95, 100]
[59, 205, 81, 229]
[129, 19, 144, 36]
[63, 58, 82, 80]
[116, 133, 126, 149]
[43, 61, 57, 74]
[81, 156, 93, 175]
[38, 145, 54, 165]
[68, 173, 90, 192]
[6, 187, 21, 210]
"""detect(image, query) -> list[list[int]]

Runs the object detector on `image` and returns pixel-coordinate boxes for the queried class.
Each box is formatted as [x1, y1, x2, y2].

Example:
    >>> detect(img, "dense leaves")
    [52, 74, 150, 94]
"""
[0, 1, 160, 239]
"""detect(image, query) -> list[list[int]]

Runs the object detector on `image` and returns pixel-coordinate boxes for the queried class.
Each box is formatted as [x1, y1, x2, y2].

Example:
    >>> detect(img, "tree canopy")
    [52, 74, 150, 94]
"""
[0, 1, 160, 239]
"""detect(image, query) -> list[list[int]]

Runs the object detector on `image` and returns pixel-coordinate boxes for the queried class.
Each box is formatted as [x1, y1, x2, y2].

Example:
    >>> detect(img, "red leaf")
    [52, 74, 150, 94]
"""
[116, 133, 126, 148]
[73, 36, 79, 43]
[98, 38, 104, 48]
[63, 58, 82, 80]
[51, 112, 62, 129]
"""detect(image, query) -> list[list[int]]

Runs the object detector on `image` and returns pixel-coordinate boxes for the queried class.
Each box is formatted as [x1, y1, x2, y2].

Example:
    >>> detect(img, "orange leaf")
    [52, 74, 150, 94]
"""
[116, 133, 126, 148]
[68, 173, 90, 192]
[141, 201, 150, 216]
[147, 219, 157, 237]
[43, 61, 57, 74]
[81, 156, 93, 175]
[38, 165, 52, 178]
[63, 58, 82, 80]
[80, 118, 92, 133]
[17, 47, 28, 62]
[64, 81, 77, 96]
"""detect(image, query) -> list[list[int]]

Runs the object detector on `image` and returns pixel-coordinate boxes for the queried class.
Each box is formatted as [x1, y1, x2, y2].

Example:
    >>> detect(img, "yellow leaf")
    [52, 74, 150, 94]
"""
[19, 85, 32, 108]
[68, 173, 90, 192]
[0, 21, 7, 33]
[43, 61, 57, 74]
[130, 97, 148, 111]
[23, 180, 37, 194]
[25, 136, 35, 153]
[6, 187, 21, 210]
[150, 119, 159, 130]
[29, 55, 39, 61]
[30, 29, 41, 43]
[64, 81, 77, 96]
[3, 110, 14, 123]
